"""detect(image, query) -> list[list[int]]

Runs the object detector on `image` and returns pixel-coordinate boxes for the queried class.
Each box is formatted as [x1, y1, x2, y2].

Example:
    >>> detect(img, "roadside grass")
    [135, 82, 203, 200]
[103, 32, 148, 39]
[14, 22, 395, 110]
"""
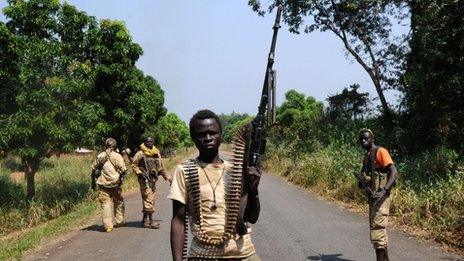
[0, 147, 195, 260]
[0, 202, 97, 260]
[263, 142, 464, 251]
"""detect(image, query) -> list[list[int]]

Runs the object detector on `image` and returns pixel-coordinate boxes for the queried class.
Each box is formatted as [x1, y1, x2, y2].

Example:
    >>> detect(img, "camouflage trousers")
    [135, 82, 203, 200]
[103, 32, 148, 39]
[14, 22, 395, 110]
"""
[98, 185, 124, 230]
[369, 193, 392, 249]
[138, 177, 157, 214]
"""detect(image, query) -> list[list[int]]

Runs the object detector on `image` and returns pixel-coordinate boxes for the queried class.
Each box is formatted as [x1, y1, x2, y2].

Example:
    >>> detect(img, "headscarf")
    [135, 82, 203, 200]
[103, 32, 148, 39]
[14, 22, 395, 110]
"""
[140, 143, 160, 157]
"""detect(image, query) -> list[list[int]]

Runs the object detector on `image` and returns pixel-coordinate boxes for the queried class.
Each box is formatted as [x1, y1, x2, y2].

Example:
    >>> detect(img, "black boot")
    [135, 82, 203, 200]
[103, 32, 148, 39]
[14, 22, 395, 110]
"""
[383, 247, 389, 261]
[142, 213, 148, 227]
[375, 248, 387, 261]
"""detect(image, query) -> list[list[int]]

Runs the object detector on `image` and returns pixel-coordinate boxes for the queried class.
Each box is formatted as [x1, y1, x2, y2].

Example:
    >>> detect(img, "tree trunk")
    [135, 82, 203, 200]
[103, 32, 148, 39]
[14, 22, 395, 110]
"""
[24, 157, 40, 199]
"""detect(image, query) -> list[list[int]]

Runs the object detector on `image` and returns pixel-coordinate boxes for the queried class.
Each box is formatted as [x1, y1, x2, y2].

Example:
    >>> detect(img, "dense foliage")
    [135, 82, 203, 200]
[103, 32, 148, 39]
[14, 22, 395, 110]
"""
[0, 0, 176, 197]
[218, 112, 252, 143]
[403, 0, 464, 154]
[144, 113, 191, 156]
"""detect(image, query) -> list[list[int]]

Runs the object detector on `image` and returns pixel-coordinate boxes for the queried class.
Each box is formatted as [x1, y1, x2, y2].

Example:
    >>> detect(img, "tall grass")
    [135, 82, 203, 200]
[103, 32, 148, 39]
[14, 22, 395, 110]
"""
[0, 154, 95, 236]
[0, 147, 196, 259]
[264, 143, 464, 250]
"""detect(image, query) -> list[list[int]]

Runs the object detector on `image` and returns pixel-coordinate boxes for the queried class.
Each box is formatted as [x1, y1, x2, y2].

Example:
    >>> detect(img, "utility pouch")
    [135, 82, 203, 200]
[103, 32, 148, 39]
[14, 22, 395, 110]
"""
[371, 171, 388, 192]
[142, 156, 158, 176]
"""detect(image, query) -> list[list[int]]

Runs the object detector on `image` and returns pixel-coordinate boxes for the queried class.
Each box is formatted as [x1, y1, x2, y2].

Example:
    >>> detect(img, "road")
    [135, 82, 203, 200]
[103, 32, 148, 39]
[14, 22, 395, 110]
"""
[25, 164, 462, 261]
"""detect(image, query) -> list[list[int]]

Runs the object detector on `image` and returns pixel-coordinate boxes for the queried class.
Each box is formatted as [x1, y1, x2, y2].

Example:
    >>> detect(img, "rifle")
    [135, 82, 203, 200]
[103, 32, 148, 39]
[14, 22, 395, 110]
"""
[91, 169, 98, 190]
[236, 2, 283, 236]
[353, 171, 374, 196]
[248, 3, 282, 167]
[140, 156, 156, 186]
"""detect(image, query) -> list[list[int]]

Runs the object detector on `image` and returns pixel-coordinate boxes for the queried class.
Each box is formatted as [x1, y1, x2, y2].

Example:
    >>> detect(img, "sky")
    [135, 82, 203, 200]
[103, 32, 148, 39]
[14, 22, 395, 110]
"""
[0, 1, 404, 122]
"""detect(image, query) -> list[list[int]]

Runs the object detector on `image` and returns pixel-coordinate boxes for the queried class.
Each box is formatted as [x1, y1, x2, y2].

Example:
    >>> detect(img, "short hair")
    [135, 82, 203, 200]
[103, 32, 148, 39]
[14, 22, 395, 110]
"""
[359, 128, 374, 139]
[145, 136, 154, 142]
[105, 138, 117, 149]
[189, 109, 222, 137]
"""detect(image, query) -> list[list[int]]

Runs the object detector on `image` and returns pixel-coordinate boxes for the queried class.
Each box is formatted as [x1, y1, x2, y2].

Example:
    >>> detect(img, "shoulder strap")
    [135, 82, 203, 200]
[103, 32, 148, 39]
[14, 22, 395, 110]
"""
[106, 150, 120, 173]
[369, 146, 379, 173]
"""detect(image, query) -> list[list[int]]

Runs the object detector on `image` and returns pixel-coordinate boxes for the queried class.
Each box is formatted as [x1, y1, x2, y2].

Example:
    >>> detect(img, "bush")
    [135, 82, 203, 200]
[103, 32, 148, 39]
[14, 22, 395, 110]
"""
[264, 142, 464, 249]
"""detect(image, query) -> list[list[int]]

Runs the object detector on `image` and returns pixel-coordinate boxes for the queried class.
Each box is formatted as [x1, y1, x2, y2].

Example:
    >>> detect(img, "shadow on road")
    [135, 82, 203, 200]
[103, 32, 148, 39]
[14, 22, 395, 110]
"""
[81, 224, 103, 232]
[81, 220, 166, 232]
[307, 253, 354, 261]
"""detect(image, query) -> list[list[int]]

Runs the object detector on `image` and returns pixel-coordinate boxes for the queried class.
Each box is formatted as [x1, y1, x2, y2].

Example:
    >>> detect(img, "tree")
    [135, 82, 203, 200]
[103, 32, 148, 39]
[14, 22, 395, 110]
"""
[249, 0, 410, 117]
[326, 83, 370, 120]
[218, 112, 251, 143]
[0, 22, 20, 115]
[0, 0, 104, 198]
[403, 0, 464, 154]
[274, 90, 324, 152]
[276, 89, 323, 127]
[144, 113, 190, 156]
[0, 0, 167, 198]
[91, 20, 166, 151]
[222, 116, 254, 143]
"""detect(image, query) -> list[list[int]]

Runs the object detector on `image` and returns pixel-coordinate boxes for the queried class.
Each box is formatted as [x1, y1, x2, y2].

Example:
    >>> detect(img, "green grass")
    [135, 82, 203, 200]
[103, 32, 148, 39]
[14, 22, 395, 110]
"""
[0, 147, 195, 260]
[263, 142, 464, 250]
[0, 202, 97, 260]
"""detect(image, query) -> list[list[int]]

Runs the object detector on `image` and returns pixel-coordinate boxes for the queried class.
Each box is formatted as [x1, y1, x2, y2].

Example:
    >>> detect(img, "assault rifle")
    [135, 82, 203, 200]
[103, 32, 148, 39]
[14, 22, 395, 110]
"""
[141, 157, 157, 184]
[248, 3, 282, 167]
[236, 2, 283, 236]
[353, 171, 374, 196]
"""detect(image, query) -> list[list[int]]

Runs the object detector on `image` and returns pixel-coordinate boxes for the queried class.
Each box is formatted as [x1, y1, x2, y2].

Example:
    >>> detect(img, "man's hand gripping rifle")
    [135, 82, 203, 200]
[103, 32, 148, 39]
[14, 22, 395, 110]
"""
[353, 171, 374, 196]
[236, 2, 283, 236]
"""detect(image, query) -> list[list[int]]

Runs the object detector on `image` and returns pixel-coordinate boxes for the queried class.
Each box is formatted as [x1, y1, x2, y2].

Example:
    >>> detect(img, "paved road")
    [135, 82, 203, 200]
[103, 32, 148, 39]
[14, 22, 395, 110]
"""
[25, 166, 463, 261]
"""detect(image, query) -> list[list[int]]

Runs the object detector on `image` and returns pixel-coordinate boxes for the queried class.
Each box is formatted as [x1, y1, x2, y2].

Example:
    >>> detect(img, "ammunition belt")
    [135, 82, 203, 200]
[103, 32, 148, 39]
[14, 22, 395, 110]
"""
[182, 131, 246, 250]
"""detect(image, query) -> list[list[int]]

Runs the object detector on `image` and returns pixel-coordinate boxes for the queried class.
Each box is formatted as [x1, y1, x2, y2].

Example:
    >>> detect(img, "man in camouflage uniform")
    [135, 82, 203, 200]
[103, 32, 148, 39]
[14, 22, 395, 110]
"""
[91, 138, 127, 233]
[132, 136, 171, 228]
[357, 129, 398, 261]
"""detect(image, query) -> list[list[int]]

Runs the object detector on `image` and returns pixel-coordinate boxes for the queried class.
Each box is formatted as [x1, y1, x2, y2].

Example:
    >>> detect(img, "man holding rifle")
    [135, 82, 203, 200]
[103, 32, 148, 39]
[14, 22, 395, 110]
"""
[132, 136, 171, 229]
[356, 129, 398, 261]
[169, 1, 282, 259]
[169, 110, 261, 260]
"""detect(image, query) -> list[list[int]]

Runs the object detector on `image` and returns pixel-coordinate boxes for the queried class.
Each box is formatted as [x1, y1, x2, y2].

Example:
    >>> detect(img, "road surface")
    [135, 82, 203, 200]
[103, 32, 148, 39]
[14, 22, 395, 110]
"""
[25, 166, 462, 261]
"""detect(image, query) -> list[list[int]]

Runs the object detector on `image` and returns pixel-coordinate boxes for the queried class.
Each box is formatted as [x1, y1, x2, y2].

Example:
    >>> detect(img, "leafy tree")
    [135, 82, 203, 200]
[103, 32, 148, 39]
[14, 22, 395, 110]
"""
[218, 112, 251, 143]
[91, 20, 166, 150]
[0, 22, 20, 115]
[0, 0, 167, 198]
[223, 116, 254, 143]
[0, 0, 102, 198]
[144, 113, 190, 156]
[276, 89, 323, 127]
[326, 83, 370, 121]
[249, 0, 410, 116]
[403, 0, 464, 154]
[274, 90, 324, 152]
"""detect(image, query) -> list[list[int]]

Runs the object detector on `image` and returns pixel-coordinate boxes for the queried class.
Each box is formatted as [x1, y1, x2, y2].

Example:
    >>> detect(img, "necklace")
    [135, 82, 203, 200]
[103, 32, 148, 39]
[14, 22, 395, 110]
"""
[199, 161, 226, 211]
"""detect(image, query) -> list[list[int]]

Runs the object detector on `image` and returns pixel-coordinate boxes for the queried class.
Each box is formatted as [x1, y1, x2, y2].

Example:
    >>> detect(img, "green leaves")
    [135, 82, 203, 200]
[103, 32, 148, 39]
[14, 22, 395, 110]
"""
[0, 0, 171, 197]
[144, 113, 190, 154]
[403, 0, 464, 153]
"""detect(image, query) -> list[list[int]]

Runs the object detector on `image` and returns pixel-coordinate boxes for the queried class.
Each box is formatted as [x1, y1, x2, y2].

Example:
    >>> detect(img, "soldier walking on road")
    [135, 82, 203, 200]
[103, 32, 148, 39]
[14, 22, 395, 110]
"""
[169, 110, 261, 261]
[357, 129, 398, 261]
[132, 137, 171, 229]
[91, 138, 127, 233]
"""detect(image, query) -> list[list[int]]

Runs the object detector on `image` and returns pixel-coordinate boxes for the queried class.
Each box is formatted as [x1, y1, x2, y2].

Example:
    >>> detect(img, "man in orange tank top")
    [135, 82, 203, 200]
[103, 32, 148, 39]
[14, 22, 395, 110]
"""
[358, 129, 398, 261]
